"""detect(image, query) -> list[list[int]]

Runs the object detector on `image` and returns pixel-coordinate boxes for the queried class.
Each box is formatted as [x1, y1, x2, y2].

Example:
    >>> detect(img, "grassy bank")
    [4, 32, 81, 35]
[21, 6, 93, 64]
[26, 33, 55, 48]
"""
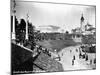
[36, 39, 80, 52]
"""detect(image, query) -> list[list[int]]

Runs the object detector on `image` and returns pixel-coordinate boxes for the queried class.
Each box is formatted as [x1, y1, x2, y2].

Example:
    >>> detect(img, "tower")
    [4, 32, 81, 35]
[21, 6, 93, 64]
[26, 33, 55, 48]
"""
[80, 13, 85, 33]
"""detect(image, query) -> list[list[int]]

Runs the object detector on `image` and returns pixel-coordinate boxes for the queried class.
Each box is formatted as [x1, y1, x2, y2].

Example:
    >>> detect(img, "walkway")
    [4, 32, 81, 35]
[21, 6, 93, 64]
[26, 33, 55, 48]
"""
[57, 45, 95, 71]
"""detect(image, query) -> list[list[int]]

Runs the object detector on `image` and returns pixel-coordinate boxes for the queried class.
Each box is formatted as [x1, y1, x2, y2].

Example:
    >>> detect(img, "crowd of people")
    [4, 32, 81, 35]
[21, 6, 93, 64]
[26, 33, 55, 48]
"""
[70, 46, 96, 66]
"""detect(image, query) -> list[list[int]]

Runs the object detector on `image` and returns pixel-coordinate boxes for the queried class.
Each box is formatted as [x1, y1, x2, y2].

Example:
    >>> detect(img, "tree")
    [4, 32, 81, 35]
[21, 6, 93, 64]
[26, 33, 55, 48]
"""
[65, 30, 69, 34]
[22, 22, 36, 50]
[15, 16, 19, 42]
[16, 19, 26, 44]
[28, 22, 35, 42]
[15, 18, 37, 50]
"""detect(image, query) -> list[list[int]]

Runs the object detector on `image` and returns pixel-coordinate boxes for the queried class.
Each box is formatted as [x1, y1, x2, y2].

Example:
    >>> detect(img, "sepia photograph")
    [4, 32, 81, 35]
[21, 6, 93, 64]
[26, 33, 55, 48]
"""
[11, 0, 96, 74]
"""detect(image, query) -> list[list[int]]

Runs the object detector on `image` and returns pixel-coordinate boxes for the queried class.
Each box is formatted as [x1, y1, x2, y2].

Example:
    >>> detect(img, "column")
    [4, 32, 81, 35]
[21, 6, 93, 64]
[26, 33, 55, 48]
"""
[12, 0, 16, 40]
[25, 14, 29, 40]
[12, 11, 16, 40]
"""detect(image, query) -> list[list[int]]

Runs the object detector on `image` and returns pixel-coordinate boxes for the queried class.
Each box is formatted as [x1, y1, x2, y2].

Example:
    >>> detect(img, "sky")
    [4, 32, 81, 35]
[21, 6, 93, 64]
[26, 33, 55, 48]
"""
[11, 0, 96, 33]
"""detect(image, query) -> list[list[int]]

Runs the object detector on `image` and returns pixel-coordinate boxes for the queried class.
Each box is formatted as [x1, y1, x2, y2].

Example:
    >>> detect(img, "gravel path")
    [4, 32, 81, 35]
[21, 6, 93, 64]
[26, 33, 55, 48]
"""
[57, 45, 95, 71]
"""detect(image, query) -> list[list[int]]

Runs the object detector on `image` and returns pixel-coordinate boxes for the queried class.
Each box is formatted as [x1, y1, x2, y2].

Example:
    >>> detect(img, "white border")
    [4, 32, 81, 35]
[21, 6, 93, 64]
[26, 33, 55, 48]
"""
[0, 0, 99, 75]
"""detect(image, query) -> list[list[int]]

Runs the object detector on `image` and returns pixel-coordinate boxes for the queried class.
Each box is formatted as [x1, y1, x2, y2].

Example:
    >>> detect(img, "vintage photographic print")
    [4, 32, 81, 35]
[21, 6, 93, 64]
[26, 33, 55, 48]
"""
[11, 0, 96, 74]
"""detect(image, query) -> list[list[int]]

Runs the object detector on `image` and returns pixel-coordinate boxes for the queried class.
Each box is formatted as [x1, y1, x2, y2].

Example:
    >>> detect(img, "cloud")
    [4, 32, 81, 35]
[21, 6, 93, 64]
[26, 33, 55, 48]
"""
[37, 25, 60, 32]
[49, 25, 60, 30]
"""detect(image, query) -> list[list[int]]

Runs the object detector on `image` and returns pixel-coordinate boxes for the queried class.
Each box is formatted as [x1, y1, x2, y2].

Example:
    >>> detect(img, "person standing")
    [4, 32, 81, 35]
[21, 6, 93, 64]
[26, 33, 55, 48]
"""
[85, 54, 88, 61]
[70, 50, 72, 53]
[90, 59, 92, 65]
[62, 53, 63, 56]
[94, 58, 96, 64]
[76, 49, 78, 52]
[73, 55, 75, 60]
[72, 55, 75, 66]
[58, 54, 61, 61]
[79, 52, 82, 59]
[72, 59, 74, 65]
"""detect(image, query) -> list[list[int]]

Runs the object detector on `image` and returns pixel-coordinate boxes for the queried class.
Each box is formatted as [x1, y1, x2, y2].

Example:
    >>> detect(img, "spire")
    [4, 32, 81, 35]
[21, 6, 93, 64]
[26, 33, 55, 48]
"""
[80, 13, 85, 34]
[27, 13, 29, 21]
[81, 13, 84, 22]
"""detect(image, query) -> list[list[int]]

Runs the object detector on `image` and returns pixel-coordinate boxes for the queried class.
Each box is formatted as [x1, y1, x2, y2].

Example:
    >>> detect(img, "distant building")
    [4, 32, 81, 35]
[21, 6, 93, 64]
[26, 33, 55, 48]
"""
[83, 23, 96, 35]
[71, 14, 96, 43]
[71, 27, 81, 34]
[71, 14, 84, 43]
